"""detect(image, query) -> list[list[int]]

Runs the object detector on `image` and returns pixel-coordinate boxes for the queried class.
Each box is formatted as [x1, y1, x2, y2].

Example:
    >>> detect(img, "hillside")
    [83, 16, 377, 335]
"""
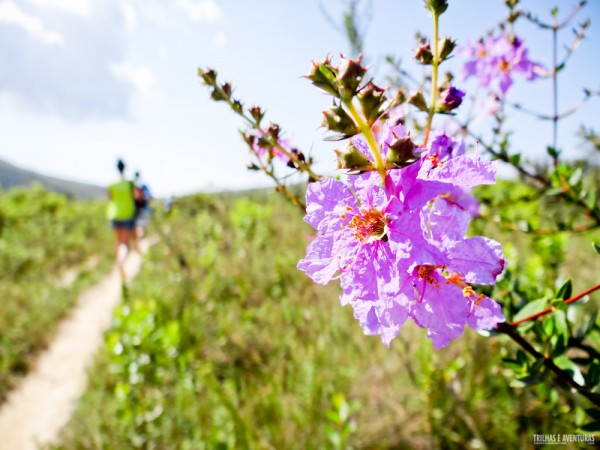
[0, 158, 105, 200]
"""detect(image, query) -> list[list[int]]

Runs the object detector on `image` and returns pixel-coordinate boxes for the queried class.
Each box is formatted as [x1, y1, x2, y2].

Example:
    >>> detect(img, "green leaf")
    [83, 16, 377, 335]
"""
[510, 374, 544, 388]
[580, 421, 600, 432]
[555, 280, 573, 300]
[587, 361, 600, 387]
[512, 299, 548, 324]
[509, 153, 521, 166]
[543, 315, 555, 336]
[569, 167, 583, 186]
[502, 358, 526, 372]
[593, 243, 600, 255]
[554, 355, 585, 386]
[547, 146, 560, 159]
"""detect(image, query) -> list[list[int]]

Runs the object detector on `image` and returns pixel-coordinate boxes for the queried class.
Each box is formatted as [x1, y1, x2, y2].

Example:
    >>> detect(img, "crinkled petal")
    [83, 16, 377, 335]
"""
[446, 236, 505, 284]
[411, 282, 469, 350]
[421, 196, 472, 248]
[418, 156, 497, 187]
[304, 178, 353, 230]
[467, 296, 505, 330]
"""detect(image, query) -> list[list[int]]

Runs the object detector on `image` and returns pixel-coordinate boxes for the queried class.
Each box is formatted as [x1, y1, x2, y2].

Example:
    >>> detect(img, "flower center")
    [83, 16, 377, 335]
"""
[476, 47, 487, 59]
[348, 207, 388, 244]
[497, 59, 511, 73]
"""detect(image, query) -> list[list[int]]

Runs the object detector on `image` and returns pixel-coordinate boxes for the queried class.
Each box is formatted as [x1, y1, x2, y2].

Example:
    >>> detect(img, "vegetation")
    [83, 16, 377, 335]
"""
[0, 185, 113, 401]
[52, 188, 599, 449]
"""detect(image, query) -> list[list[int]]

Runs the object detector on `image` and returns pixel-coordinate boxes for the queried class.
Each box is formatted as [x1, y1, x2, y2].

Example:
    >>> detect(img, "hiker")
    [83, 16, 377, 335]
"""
[133, 171, 152, 238]
[107, 159, 137, 278]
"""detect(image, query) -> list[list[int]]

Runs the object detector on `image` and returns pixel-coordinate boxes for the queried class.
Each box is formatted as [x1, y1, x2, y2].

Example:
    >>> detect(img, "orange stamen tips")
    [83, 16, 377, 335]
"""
[497, 59, 511, 73]
[426, 154, 442, 168]
[348, 208, 388, 244]
[462, 286, 476, 298]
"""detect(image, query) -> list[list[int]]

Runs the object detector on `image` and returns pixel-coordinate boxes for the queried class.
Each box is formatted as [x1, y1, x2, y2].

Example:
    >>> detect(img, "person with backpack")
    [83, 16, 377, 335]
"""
[133, 171, 152, 238]
[107, 159, 137, 279]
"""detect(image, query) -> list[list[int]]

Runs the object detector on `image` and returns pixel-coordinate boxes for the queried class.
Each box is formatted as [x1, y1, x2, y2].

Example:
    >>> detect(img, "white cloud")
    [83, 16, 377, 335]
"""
[0, 0, 64, 45]
[176, 0, 220, 23]
[110, 62, 156, 94]
[27, 0, 92, 18]
[121, 3, 137, 33]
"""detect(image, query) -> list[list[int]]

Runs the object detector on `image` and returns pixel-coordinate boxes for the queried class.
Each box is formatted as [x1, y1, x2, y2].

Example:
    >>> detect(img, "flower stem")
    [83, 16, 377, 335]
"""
[343, 99, 387, 182]
[423, 12, 440, 147]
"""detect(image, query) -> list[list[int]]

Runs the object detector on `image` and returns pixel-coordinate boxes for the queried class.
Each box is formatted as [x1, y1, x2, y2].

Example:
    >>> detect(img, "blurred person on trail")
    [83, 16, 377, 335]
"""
[133, 171, 152, 238]
[107, 159, 137, 279]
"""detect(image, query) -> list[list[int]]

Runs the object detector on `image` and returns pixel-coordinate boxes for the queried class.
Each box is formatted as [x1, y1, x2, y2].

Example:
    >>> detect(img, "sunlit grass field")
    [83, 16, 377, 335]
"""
[0, 186, 114, 401]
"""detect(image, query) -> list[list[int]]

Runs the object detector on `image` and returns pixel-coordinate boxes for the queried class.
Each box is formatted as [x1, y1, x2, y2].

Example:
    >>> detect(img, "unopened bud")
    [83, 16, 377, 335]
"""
[335, 142, 372, 172]
[437, 86, 465, 112]
[266, 123, 280, 140]
[414, 42, 434, 65]
[198, 68, 217, 85]
[386, 134, 418, 167]
[247, 162, 260, 171]
[408, 90, 428, 112]
[306, 57, 340, 97]
[357, 81, 386, 124]
[424, 0, 448, 15]
[249, 105, 264, 124]
[322, 105, 359, 138]
[438, 37, 456, 61]
[337, 56, 367, 100]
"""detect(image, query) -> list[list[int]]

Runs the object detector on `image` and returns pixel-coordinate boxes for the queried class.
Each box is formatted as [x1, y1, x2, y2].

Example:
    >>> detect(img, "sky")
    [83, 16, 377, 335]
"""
[1, 0, 599, 197]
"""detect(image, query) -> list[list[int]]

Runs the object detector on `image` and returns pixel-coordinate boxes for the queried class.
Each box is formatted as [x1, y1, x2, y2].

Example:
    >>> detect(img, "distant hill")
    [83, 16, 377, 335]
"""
[0, 158, 106, 200]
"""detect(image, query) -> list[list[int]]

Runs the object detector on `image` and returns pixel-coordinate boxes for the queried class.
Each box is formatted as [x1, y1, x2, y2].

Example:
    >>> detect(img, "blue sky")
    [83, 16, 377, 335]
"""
[1, 0, 598, 197]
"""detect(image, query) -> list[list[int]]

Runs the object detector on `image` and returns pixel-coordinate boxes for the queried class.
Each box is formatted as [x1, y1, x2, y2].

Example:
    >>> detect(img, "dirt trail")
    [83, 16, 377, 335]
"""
[0, 241, 151, 450]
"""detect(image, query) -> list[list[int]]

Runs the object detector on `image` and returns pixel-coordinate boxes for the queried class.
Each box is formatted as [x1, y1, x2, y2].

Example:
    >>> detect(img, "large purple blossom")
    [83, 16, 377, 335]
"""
[460, 34, 540, 94]
[298, 129, 506, 349]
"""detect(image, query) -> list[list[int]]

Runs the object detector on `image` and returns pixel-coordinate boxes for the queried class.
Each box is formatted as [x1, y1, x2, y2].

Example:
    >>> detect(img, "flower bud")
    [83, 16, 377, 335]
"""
[266, 123, 280, 140]
[437, 86, 465, 112]
[357, 81, 386, 124]
[335, 142, 372, 172]
[424, 0, 448, 15]
[438, 37, 456, 61]
[337, 56, 367, 100]
[249, 105, 264, 124]
[306, 57, 340, 98]
[414, 42, 434, 65]
[408, 90, 428, 112]
[322, 104, 359, 138]
[386, 134, 418, 167]
[198, 68, 217, 85]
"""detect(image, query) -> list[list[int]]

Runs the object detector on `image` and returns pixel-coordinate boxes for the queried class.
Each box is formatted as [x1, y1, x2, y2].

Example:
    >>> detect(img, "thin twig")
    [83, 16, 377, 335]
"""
[507, 282, 600, 327]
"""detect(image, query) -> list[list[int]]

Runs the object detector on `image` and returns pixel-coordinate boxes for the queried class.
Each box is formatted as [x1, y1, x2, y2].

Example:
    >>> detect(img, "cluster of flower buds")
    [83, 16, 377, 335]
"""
[307, 56, 414, 173]
[199, 67, 320, 191]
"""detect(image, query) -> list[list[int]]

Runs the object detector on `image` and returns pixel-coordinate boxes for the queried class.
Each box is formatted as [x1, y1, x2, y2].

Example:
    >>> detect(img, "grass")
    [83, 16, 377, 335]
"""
[0, 186, 114, 401]
[52, 190, 597, 449]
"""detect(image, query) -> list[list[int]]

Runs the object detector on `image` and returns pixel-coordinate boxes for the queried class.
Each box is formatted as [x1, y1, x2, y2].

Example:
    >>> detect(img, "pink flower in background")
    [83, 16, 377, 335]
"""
[460, 34, 541, 95]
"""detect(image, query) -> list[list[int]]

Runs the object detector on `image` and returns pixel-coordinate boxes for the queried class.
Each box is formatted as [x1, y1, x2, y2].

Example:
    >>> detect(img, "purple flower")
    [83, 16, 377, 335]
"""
[417, 132, 496, 187]
[459, 34, 541, 95]
[298, 127, 506, 349]
[440, 86, 465, 111]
